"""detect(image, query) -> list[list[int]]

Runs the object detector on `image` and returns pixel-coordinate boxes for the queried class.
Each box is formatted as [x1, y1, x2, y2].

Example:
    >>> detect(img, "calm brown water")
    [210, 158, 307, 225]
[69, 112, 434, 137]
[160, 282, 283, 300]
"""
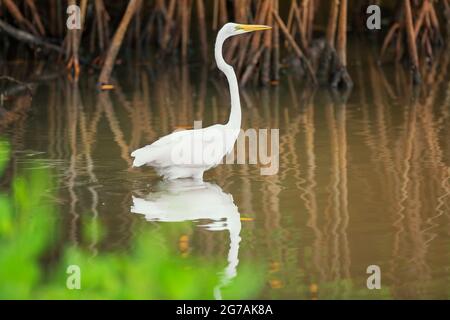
[2, 46, 450, 299]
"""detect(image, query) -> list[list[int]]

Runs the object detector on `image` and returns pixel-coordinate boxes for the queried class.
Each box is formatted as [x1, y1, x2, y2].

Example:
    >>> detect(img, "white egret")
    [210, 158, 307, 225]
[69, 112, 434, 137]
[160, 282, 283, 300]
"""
[131, 23, 271, 180]
[130, 180, 241, 299]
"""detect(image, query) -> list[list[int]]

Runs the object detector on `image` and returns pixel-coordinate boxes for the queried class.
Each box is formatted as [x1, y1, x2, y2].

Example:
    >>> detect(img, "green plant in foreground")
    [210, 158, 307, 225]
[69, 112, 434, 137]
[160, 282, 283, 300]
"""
[39, 230, 264, 299]
[0, 155, 56, 298]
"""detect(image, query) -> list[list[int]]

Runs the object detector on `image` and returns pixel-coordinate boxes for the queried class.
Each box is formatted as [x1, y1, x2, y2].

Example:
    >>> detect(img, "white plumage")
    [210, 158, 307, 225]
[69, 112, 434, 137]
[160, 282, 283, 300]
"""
[130, 180, 241, 299]
[131, 124, 238, 180]
[131, 23, 271, 180]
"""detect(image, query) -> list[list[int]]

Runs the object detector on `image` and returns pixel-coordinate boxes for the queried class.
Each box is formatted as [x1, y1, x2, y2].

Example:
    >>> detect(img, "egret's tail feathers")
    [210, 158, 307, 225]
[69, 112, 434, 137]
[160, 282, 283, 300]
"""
[132, 157, 146, 168]
[131, 146, 156, 167]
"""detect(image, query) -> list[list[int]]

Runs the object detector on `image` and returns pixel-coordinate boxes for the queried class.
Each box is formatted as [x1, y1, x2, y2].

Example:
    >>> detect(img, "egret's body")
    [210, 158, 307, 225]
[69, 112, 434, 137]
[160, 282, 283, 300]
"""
[131, 23, 270, 180]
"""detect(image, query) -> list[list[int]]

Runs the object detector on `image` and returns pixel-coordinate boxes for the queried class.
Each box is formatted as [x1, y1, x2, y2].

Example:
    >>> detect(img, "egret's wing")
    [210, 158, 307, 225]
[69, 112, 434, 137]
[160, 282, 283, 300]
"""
[131, 129, 192, 167]
[148, 129, 192, 147]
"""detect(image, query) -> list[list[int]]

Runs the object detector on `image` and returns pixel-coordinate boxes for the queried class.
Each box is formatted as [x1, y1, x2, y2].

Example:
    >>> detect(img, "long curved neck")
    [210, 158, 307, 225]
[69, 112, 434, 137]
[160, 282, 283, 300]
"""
[215, 31, 241, 131]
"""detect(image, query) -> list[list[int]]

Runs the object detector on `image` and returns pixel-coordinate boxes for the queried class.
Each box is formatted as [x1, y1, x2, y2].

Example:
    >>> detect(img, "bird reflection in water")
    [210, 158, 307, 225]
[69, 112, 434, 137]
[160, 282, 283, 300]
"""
[130, 180, 241, 300]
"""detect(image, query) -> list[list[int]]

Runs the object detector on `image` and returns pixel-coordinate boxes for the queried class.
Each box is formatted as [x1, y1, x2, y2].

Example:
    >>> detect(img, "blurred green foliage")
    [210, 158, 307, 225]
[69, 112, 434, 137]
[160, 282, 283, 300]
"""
[0, 139, 265, 299]
[0, 151, 56, 298]
[38, 229, 265, 299]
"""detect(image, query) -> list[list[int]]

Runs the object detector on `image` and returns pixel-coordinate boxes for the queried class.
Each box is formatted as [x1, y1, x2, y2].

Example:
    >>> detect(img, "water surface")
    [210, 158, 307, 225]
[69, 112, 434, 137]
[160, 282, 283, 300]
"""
[2, 46, 450, 299]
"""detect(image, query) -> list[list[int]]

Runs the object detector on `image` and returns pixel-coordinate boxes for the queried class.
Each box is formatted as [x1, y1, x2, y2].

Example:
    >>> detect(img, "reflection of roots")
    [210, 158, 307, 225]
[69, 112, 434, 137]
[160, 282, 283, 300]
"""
[67, 82, 80, 245]
[300, 103, 326, 281]
[299, 97, 351, 286]
[100, 92, 132, 166]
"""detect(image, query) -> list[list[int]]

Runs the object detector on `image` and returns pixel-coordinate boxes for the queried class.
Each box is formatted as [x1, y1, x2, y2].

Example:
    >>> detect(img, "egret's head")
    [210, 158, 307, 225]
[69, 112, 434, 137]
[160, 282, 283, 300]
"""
[215, 23, 271, 65]
[222, 22, 271, 37]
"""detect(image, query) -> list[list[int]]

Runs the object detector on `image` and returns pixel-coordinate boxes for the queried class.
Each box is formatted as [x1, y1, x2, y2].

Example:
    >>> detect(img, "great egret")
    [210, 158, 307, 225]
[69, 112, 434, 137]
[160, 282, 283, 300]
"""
[131, 23, 271, 180]
[130, 180, 241, 299]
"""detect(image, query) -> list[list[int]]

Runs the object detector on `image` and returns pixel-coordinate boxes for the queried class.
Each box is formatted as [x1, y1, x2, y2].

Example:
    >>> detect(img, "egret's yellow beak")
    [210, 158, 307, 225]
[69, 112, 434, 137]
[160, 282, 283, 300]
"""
[236, 24, 272, 32]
